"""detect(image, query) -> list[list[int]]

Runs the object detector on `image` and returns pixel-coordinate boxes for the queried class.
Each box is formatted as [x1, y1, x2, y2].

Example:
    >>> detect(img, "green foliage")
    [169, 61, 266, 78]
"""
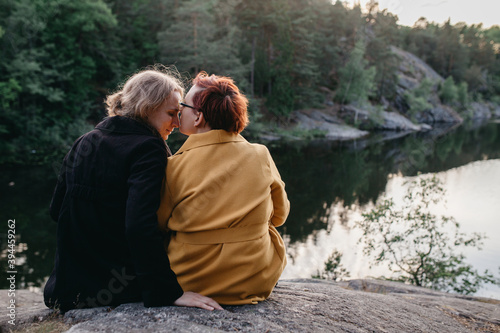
[367, 105, 385, 127]
[0, 0, 118, 164]
[356, 174, 498, 294]
[107, 0, 169, 73]
[266, 2, 295, 117]
[456, 81, 469, 107]
[335, 40, 376, 105]
[365, 4, 401, 101]
[403, 79, 433, 119]
[0, 78, 21, 109]
[286, 2, 323, 109]
[464, 65, 487, 97]
[366, 38, 399, 101]
[484, 25, 500, 44]
[158, 0, 247, 85]
[439, 76, 458, 104]
[401, 20, 500, 99]
[286, 127, 327, 140]
[312, 250, 350, 281]
[1, 0, 500, 164]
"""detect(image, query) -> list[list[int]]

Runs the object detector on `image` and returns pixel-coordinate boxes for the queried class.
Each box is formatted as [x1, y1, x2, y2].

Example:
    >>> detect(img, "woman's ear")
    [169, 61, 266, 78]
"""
[194, 111, 204, 128]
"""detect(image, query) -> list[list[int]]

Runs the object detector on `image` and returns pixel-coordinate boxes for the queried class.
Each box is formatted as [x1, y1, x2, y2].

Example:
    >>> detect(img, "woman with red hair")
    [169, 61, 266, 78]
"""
[158, 72, 289, 305]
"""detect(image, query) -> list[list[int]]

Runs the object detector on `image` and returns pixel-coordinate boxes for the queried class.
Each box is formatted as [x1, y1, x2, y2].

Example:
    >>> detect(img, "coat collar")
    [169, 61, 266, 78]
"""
[175, 130, 246, 155]
[96, 116, 162, 139]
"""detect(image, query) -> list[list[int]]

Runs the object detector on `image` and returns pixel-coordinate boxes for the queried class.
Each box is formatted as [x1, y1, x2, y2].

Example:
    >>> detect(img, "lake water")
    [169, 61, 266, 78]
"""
[1, 121, 499, 298]
[270, 120, 500, 299]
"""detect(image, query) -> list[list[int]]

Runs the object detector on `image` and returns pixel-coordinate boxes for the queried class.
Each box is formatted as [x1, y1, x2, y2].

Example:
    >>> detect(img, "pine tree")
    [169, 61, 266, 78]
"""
[365, 5, 400, 101]
[158, 0, 246, 84]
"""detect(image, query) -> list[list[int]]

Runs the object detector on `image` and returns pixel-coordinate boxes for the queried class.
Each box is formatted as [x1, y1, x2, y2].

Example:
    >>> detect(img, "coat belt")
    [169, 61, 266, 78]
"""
[173, 223, 268, 245]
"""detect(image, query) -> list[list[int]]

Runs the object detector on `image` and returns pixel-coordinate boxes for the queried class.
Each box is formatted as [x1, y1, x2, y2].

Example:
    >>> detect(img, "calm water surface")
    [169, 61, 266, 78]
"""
[272, 121, 500, 299]
[1, 121, 499, 298]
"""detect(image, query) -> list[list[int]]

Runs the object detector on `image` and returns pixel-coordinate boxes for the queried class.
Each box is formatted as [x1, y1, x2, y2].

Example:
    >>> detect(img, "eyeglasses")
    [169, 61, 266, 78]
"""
[180, 102, 196, 110]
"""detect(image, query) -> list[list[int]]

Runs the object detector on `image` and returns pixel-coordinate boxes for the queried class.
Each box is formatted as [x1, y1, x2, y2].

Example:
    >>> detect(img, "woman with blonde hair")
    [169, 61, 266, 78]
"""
[158, 72, 289, 305]
[45, 68, 221, 312]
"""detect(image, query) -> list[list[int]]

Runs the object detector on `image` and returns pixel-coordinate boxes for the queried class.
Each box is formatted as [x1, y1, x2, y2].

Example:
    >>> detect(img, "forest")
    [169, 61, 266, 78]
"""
[1, 0, 499, 164]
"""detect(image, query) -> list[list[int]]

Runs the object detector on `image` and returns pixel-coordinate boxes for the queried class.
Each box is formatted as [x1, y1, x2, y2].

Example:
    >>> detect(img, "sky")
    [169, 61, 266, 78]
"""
[343, 0, 500, 28]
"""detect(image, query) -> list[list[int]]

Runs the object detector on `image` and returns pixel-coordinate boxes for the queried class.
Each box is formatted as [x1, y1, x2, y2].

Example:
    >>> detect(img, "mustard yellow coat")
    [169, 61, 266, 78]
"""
[158, 130, 289, 305]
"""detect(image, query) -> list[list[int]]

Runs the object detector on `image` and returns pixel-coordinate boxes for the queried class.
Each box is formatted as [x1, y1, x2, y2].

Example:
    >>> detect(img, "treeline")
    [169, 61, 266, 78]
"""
[1, 0, 499, 164]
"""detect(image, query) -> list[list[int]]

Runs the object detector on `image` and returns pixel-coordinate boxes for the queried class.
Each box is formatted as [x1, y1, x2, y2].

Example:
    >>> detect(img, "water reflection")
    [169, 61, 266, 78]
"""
[272, 122, 500, 244]
[0, 166, 58, 289]
[282, 160, 500, 299]
[278, 121, 500, 298]
[0, 122, 499, 296]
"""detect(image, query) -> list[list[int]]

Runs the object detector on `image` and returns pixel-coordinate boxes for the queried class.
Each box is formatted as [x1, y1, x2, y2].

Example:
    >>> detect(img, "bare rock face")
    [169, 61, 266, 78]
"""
[292, 105, 429, 137]
[468, 102, 493, 120]
[339, 105, 423, 131]
[2, 279, 500, 333]
[391, 46, 463, 124]
[290, 108, 370, 140]
[391, 46, 444, 87]
[492, 104, 500, 118]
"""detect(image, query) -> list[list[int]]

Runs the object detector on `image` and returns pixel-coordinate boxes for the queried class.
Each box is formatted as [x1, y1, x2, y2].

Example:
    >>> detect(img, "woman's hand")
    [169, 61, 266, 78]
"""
[173, 291, 223, 311]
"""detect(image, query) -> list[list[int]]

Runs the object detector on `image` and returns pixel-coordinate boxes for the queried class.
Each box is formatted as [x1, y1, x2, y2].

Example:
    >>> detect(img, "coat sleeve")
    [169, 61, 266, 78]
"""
[49, 161, 67, 223]
[125, 139, 183, 307]
[265, 148, 290, 227]
[49, 136, 83, 223]
[157, 171, 174, 232]
[49, 135, 87, 222]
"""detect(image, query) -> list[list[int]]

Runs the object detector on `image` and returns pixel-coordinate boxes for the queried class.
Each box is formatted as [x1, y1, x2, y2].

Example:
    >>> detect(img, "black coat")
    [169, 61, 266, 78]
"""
[44, 116, 183, 312]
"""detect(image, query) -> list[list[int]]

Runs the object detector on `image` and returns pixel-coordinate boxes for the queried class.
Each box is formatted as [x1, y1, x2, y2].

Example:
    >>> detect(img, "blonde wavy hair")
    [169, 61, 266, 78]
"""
[105, 66, 184, 119]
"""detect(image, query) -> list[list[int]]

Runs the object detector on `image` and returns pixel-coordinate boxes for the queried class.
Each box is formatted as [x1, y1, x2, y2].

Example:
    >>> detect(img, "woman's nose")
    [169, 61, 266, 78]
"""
[173, 114, 180, 127]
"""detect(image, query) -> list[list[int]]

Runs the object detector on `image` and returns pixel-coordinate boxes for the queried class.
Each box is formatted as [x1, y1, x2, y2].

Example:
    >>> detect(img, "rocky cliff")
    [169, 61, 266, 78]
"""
[390, 46, 464, 124]
[287, 46, 499, 141]
[2, 279, 499, 333]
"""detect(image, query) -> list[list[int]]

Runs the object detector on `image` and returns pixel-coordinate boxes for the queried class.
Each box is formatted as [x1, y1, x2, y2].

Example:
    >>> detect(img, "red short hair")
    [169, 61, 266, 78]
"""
[192, 72, 249, 134]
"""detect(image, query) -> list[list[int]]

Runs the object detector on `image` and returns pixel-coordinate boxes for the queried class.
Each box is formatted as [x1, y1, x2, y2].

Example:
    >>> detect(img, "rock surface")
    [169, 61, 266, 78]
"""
[391, 46, 444, 86]
[468, 102, 493, 120]
[290, 108, 369, 140]
[391, 46, 463, 124]
[339, 105, 424, 131]
[0, 289, 53, 331]
[2, 279, 500, 333]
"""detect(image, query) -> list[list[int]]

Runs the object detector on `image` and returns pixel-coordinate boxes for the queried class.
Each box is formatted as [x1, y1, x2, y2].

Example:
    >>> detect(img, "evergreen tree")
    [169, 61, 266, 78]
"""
[484, 25, 500, 44]
[433, 20, 469, 81]
[464, 65, 488, 97]
[265, 0, 295, 117]
[158, 0, 246, 85]
[287, 0, 322, 108]
[234, 0, 277, 97]
[306, 0, 340, 85]
[402, 18, 439, 65]
[365, 4, 400, 101]
[1, 0, 500, 165]
[104, 0, 171, 74]
[439, 76, 458, 105]
[335, 40, 376, 105]
[457, 81, 469, 107]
